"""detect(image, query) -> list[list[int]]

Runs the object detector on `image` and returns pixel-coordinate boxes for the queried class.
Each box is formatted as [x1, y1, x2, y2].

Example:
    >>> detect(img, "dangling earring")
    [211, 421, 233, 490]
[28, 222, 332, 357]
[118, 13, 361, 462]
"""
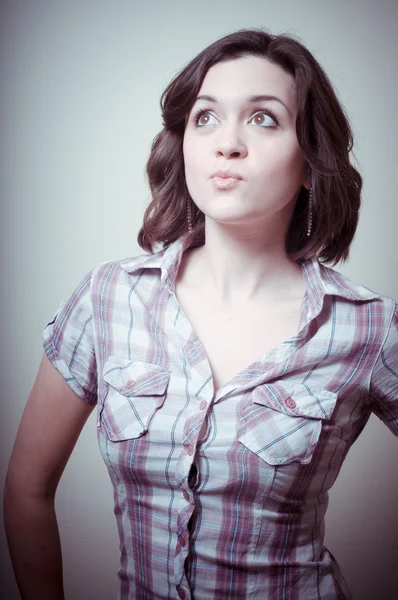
[187, 200, 192, 234]
[307, 186, 313, 237]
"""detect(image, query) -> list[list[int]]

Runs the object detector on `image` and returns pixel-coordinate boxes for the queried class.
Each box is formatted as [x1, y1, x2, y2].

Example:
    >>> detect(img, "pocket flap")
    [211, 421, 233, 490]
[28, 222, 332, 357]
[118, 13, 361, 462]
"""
[100, 357, 171, 441]
[252, 382, 338, 420]
[237, 383, 338, 466]
[103, 356, 171, 396]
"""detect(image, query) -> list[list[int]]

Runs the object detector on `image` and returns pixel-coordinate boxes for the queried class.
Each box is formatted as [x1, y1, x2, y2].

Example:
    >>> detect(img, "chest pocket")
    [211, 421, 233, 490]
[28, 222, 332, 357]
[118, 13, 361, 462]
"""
[99, 356, 171, 442]
[237, 381, 338, 466]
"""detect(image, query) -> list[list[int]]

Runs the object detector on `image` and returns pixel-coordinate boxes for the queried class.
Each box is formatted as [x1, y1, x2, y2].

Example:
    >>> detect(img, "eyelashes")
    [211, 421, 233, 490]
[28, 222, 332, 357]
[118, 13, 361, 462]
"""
[191, 107, 279, 128]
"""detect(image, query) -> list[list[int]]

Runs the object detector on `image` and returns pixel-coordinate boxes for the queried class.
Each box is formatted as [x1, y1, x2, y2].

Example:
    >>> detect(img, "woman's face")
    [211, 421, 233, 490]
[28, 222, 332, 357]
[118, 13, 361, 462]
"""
[183, 55, 310, 230]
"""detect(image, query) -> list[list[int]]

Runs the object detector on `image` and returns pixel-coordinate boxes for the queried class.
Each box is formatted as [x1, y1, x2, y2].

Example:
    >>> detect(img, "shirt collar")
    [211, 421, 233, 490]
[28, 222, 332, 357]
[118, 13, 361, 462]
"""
[300, 253, 380, 320]
[120, 225, 380, 311]
[120, 224, 205, 292]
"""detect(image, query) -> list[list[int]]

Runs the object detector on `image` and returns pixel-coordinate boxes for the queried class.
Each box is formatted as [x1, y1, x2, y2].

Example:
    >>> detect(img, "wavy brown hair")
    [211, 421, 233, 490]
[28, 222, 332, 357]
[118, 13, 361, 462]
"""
[137, 27, 362, 266]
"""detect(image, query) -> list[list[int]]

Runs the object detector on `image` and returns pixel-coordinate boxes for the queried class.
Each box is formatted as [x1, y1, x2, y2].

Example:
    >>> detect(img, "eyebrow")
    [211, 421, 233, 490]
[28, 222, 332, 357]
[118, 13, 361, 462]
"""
[194, 94, 291, 115]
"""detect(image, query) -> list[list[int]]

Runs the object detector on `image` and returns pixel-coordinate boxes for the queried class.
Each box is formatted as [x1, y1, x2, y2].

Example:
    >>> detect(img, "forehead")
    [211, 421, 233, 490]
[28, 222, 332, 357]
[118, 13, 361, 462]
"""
[198, 55, 297, 108]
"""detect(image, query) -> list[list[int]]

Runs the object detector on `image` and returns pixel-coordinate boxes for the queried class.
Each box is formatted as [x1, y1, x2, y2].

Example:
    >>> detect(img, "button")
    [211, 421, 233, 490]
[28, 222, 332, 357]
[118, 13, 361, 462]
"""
[199, 400, 207, 410]
[285, 398, 296, 408]
[187, 444, 194, 456]
[178, 588, 186, 600]
[125, 380, 135, 389]
[178, 535, 186, 547]
[183, 490, 190, 501]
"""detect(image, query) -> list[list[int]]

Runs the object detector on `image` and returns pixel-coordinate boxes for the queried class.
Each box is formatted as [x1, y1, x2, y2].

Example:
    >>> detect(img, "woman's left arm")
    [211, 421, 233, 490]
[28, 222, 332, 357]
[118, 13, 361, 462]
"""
[368, 302, 398, 436]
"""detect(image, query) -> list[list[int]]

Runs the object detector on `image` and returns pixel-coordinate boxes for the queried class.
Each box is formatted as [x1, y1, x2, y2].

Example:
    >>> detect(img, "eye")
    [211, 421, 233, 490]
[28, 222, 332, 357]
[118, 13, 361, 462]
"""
[192, 109, 217, 127]
[249, 110, 278, 127]
[191, 108, 279, 128]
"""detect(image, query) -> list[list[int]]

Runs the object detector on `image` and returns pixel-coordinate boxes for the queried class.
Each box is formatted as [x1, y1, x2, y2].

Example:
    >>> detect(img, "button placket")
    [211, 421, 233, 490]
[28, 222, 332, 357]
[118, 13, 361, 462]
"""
[177, 587, 186, 600]
[186, 444, 194, 456]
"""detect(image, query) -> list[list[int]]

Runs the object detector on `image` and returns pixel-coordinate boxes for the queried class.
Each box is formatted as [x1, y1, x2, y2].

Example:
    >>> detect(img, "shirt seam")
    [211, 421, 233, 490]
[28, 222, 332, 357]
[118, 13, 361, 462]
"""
[367, 300, 397, 405]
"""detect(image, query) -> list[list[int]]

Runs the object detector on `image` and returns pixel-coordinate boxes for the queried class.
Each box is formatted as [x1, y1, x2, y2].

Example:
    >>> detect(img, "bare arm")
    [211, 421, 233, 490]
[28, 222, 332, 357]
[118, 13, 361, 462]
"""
[3, 353, 96, 600]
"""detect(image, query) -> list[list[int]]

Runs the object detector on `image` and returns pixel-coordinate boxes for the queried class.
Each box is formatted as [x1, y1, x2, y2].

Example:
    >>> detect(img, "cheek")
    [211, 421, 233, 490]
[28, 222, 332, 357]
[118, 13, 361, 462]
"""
[257, 138, 305, 180]
[183, 135, 207, 173]
[182, 134, 194, 169]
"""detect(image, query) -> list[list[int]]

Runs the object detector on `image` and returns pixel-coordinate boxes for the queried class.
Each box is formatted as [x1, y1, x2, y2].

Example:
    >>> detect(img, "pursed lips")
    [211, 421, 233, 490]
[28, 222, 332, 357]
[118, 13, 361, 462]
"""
[210, 170, 244, 180]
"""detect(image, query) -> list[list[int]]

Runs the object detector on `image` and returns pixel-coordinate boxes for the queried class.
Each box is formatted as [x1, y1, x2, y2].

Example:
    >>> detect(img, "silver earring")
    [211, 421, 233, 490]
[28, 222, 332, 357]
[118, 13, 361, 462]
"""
[187, 200, 192, 234]
[307, 186, 313, 237]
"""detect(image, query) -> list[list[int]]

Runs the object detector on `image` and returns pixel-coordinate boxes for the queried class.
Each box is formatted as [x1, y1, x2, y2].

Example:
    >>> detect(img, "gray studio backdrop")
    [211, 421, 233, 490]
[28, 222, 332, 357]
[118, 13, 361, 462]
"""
[1, 1, 397, 599]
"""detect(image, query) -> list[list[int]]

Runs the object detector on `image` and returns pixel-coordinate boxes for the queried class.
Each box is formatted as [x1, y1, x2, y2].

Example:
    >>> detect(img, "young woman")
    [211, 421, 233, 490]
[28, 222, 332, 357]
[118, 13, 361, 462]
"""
[4, 27, 397, 600]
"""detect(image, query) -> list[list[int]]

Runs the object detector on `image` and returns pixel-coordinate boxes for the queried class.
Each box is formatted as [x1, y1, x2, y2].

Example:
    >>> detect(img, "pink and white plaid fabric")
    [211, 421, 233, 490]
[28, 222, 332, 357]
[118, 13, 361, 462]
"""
[42, 226, 398, 600]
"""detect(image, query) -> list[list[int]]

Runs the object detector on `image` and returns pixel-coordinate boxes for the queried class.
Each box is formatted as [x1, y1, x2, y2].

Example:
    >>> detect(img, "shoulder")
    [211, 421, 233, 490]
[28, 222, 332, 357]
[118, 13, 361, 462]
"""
[313, 261, 397, 356]
[86, 248, 169, 305]
[320, 261, 396, 313]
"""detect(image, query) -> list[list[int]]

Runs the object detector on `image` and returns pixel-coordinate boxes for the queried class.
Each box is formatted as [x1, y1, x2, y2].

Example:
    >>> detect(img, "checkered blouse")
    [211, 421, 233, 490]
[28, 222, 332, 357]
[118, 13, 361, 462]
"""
[42, 225, 398, 600]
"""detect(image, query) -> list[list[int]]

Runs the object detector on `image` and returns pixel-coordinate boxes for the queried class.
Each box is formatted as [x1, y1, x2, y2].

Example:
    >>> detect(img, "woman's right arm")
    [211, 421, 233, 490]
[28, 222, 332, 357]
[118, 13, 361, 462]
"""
[3, 353, 96, 600]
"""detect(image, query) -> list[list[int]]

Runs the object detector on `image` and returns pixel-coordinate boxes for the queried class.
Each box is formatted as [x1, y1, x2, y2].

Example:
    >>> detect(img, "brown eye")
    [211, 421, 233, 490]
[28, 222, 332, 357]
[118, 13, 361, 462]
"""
[249, 110, 278, 127]
[192, 109, 217, 127]
[198, 113, 210, 125]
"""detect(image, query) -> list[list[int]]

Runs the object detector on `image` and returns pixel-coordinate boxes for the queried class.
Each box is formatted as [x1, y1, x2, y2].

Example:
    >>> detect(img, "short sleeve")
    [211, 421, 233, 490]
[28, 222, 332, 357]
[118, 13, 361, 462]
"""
[42, 268, 98, 405]
[369, 303, 398, 436]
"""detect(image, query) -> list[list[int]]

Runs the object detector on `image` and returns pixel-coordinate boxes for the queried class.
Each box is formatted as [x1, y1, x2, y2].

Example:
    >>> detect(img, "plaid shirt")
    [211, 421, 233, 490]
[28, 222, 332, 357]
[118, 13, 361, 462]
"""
[42, 226, 398, 600]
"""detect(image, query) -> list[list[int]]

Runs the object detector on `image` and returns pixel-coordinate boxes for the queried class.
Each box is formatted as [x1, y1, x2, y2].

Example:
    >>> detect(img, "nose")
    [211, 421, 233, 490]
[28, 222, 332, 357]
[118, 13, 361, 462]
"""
[215, 124, 248, 159]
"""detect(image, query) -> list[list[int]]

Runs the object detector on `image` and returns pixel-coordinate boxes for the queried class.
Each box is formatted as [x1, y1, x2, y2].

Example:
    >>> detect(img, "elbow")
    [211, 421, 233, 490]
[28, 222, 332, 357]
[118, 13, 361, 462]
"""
[4, 468, 57, 505]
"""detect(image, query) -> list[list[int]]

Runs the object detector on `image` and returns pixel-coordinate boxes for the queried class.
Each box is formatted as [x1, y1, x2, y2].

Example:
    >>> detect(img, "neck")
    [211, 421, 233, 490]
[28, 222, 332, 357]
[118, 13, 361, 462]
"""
[190, 219, 304, 305]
